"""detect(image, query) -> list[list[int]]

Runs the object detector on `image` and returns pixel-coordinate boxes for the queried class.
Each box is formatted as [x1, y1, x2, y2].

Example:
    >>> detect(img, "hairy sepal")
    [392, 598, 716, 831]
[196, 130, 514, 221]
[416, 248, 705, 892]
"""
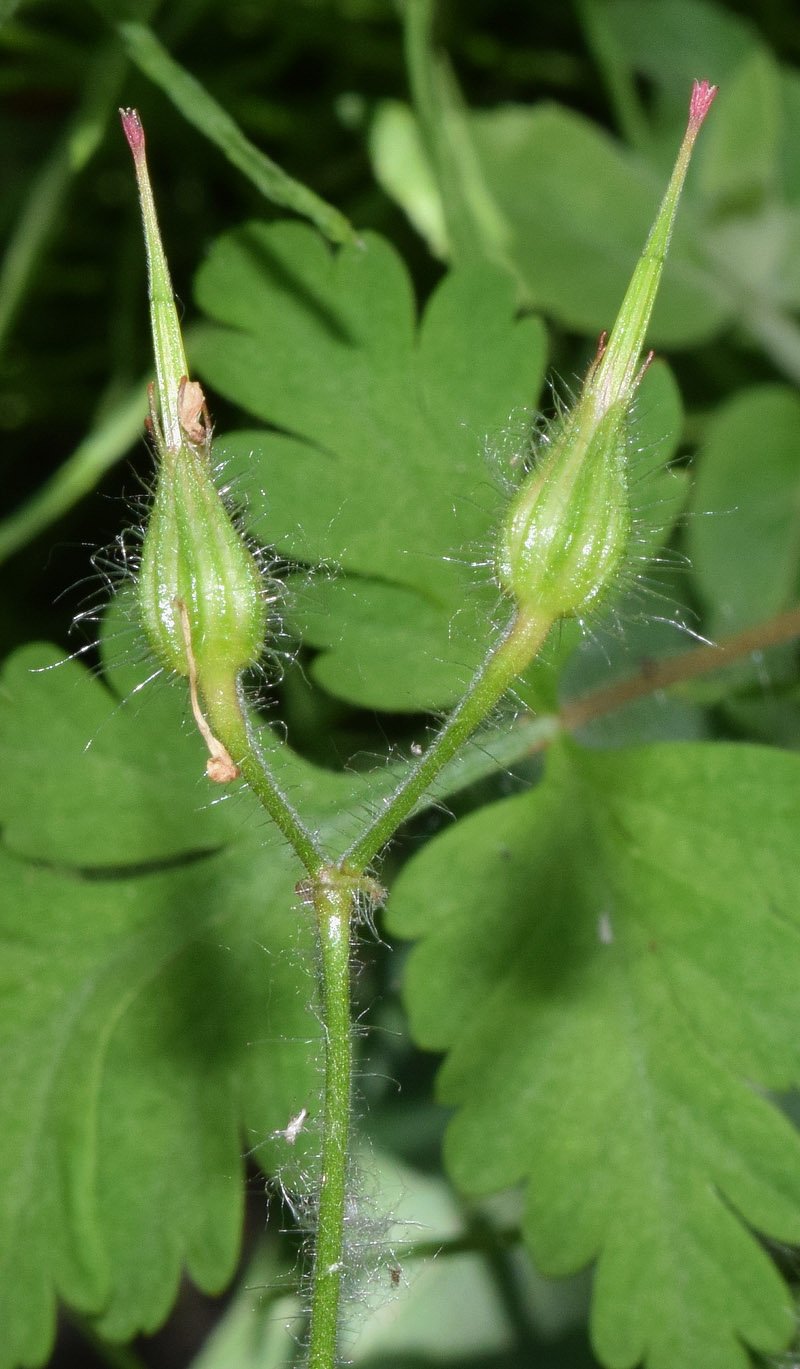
[138, 441, 267, 685]
[496, 398, 632, 622]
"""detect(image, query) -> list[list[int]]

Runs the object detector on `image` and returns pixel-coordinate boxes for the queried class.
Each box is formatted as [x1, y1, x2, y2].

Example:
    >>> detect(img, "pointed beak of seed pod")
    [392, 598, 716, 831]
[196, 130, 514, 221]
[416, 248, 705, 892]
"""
[120, 108, 190, 457]
[495, 79, 717, 626]
[584, 79, 717, 422]
[121, 108, 267, 696]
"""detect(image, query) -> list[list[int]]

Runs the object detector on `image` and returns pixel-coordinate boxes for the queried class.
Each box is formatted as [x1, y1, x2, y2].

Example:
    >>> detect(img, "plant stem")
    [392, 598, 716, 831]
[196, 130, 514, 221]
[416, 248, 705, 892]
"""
[0, 376, 148, 564]
[403, 0, 506, 267]
[556, 603, 800, 736]
[117, 21, 355, 246]
[0, 39, 127, 350]
[203, 672, 324, 874]
[341, 608, 550, 871]
[206, 669, 357, 1369]
[574, 0, 649, 150]
[307, 878, 354, 1369]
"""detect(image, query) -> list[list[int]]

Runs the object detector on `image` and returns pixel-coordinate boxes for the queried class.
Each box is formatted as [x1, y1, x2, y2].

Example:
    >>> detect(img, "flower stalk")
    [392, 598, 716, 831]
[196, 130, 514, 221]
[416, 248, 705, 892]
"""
[305, 876, 355, 1369]
[121, 80, 716, 1369]
[120, 106, 320, 865]
[345, 81, 717, 876]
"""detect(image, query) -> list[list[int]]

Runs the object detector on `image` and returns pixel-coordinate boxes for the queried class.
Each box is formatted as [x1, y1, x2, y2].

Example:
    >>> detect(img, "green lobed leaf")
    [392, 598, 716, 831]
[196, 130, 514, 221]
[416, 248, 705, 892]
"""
[0, 644, 244, 864]
[369, 97, 730, 349]
[386, 740, 800, 1369]
[280, 571, 482, 713]
[0, 840, 322, 1360]
[190, 224, 684, 714]
[604, 0, 756, 80]
[468, 102, 728, 348]
[191, 222, 546, 710]
[0, 642, 325, 1364]
[0, 591, 567, 1366]
[687, 384, 800, 634]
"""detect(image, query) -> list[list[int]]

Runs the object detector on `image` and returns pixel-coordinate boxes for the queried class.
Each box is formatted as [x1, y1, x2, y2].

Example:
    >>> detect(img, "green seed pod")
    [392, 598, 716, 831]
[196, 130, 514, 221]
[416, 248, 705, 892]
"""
[121, 108, 267, 692]
[137, 434, 267, 684]
[496, 79, 717, 623]
[496, 398, 632, 621]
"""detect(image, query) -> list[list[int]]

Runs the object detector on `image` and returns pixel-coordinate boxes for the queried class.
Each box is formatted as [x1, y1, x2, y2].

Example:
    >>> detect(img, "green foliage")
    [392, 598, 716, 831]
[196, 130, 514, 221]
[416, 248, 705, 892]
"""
[4, 3, 800, 1369]
[372, 0, 800, 377]
[192, 224, 545, 709]
[0, 643, 321, 1359]
[688, 385, 800, 632]
[387, 740, 800, 1369]
[117, 21, 354, 247]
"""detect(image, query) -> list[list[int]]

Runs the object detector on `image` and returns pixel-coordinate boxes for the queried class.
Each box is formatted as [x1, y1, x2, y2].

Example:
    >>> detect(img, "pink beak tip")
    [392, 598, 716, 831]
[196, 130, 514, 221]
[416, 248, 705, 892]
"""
[689, 79, 718, 128]
[120, 107, 145, 155]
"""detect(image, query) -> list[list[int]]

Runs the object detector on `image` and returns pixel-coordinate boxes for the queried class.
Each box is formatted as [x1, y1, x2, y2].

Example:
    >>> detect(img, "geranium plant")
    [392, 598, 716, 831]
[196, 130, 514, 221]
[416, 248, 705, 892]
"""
[3, 6, 800, 1369]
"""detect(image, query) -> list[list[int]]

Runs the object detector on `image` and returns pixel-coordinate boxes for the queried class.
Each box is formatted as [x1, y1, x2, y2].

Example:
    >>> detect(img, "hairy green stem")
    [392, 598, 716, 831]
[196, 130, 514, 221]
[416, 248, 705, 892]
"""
[203, 672, 324, 874]
[208, 672, 357, 1368]
[307, 877, 354, 1369]
[300, 608, 552, 1365]
[202, 610, 551, 1369]
[341, 608, 551, 872]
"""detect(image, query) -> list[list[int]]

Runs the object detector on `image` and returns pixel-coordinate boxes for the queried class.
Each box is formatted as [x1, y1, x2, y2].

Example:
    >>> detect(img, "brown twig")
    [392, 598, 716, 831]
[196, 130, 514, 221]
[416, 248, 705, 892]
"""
[556, 604, 800, 740]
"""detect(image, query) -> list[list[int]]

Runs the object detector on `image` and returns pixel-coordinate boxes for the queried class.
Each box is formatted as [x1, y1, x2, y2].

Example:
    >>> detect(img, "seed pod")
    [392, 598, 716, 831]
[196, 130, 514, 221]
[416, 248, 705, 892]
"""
[496, 80, 717, 622]
[137, 422, 267, 684]
[496, 394, 632, 621]
[121, 108, 267, 691]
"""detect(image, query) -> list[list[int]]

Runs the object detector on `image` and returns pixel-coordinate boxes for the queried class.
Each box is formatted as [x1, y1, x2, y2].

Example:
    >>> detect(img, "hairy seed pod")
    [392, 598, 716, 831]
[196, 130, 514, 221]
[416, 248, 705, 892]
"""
[496, 80, 717, 622]
[496, 398, 632, 620]
[137, 435, 267, 685]
[121, 107, 267, 692]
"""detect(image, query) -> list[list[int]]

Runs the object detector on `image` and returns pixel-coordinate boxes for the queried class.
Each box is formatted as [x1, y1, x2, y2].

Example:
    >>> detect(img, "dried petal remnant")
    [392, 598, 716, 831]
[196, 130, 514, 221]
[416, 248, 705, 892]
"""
[178, 379, 210, 446]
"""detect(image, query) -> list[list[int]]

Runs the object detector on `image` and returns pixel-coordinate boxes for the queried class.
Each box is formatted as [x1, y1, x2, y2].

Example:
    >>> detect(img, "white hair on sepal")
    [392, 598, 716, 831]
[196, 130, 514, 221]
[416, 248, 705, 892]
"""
[429, 369, 698, 747]
[36, 435, 307, 837]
